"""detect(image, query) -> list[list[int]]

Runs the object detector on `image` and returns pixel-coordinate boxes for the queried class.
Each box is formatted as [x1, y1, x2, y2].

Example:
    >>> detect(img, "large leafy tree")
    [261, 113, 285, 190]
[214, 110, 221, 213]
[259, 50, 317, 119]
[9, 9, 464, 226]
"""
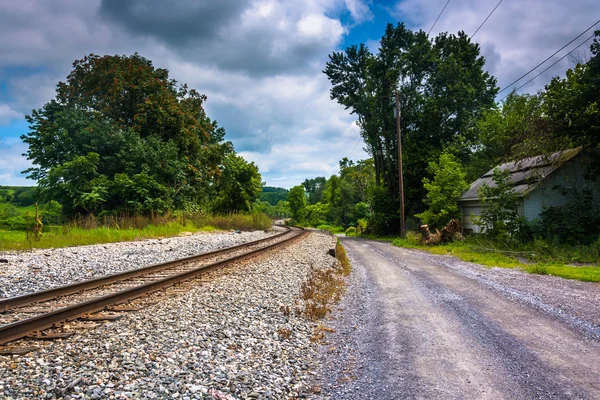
[22, 53, 233, 215]
[324, 24, 497, 232]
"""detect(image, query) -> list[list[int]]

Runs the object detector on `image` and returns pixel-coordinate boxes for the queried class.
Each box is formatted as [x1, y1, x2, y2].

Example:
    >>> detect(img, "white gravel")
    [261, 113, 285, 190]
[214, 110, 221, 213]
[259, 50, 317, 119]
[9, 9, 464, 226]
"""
[0, 231, 338, 399]
[0, 230, 279, 299]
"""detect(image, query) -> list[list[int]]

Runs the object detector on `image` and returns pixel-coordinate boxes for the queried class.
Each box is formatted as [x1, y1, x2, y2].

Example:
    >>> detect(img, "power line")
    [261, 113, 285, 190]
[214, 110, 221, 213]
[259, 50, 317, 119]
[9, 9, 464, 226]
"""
[498, 19, 600, 94]
[471, 0, 504, 39]
[346, 137, 362, 159]
[499, 33, 595, 102]
[428, 0, 451, 36]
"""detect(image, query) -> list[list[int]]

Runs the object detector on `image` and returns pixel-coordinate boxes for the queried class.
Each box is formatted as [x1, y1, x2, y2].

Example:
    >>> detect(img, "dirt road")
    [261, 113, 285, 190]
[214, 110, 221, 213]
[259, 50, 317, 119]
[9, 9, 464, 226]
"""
[315, 238, 600, 399]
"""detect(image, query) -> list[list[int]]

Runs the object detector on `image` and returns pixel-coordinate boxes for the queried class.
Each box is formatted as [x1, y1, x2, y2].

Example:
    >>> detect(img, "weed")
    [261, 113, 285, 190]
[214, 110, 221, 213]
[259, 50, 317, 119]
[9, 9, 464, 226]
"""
[309, 325, 336, 343]
[300, 241, 351, 323]
[278, 326, 292, 340]
[335, 240, 351, 276]
[527, 263, 549, 275]
[279, 304, 291, 317]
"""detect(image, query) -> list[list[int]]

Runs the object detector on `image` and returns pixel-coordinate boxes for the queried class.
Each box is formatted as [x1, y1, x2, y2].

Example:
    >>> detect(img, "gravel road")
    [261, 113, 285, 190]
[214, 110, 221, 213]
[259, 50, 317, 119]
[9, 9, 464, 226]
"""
[315, 237, 600, 399]
[0, 231, 337, 399]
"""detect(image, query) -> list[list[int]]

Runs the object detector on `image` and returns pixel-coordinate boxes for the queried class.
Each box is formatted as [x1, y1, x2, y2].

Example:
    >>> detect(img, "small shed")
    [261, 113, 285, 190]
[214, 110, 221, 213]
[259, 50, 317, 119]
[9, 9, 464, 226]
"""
[459, 148, 600, 234]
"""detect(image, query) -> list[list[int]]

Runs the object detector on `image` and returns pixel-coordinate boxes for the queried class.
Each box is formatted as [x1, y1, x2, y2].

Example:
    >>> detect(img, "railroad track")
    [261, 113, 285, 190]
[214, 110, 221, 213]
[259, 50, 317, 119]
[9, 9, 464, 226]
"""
[0, 226, 307, 349]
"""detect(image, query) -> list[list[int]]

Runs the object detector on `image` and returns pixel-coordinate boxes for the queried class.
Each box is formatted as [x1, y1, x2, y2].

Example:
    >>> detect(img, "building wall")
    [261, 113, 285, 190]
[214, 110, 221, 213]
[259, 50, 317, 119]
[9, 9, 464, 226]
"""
[460, 200, 482, 233]
[523, 154, 600, 221]
[461, 199, 525, 233]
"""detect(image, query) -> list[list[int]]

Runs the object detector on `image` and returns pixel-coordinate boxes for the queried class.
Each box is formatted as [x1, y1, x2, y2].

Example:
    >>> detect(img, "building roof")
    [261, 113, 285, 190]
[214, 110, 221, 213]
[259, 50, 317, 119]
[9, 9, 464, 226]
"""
[459, 147, 583, 202]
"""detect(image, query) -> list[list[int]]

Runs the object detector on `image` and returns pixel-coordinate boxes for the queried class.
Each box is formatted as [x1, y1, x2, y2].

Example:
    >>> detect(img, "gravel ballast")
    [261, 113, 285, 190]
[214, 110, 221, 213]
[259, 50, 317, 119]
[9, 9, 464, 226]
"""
[0, 231, 338, 399]
[0, 230, 279, 299]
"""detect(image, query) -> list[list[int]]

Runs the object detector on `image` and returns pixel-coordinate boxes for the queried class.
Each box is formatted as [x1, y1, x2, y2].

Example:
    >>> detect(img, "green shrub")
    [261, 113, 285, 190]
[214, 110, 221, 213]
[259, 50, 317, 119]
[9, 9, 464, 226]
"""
[345, 226, 357, 236]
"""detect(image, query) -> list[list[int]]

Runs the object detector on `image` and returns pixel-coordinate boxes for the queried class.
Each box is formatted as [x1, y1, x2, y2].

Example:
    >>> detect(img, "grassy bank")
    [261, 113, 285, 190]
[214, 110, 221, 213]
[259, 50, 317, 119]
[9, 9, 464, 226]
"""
[0, 212, 272, 251]
[392, 233, 600, 282]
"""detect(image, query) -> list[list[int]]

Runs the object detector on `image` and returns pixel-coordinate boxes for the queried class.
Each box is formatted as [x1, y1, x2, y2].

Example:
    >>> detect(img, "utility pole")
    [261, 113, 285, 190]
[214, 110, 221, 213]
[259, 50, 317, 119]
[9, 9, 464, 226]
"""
[395, 89, 405, 237]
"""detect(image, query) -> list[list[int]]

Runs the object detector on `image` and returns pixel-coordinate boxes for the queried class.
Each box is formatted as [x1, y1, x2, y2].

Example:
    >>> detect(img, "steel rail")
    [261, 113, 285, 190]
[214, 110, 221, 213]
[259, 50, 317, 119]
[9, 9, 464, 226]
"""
[0, 227, 292, 311]
[0, 227, 307, 345]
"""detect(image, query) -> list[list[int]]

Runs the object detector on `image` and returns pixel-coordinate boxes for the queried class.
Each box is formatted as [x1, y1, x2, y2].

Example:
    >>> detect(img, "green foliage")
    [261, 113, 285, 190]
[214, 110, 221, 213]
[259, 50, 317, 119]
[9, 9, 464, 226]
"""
[288, 185, 307, 223]
[302, 177, 326, 204]
[21, 53, 234, 217]
[472, 93, 547, 179]
[367, 185, 397, 234]
[214, 154, 262, 213]
[259, 186, 289, 206]
[305, 202, 330, 227]
[324, 24, 497, 220]
[345, 226, 357, 236]
[316, 224, 345, 234]
[416, 152, 468, 228]
[41, 200, 63, 225]
[476, 168, 522, 239]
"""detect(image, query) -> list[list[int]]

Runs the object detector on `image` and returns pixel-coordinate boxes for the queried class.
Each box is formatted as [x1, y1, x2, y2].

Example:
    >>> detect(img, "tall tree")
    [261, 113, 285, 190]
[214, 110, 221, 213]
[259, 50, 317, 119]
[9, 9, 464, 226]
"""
[324, 24, 497, 231]
[288, 185, 307, 223]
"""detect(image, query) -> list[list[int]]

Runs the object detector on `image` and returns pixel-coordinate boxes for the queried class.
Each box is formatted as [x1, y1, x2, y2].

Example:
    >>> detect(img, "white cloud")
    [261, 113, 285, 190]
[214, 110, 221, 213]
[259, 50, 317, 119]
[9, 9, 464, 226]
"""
[0, 104, 22, 125]
[3, 0, 595, 190]
[345, 0, 373, 24]
[392, 0, 598, 94]
[0, 141, 32, 185]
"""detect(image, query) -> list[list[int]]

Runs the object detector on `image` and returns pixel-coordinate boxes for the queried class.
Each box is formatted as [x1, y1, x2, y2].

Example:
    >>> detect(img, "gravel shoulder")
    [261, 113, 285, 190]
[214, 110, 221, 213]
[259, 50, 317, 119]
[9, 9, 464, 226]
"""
[314, 237, 600, 399]
[0, 231, 338, 399]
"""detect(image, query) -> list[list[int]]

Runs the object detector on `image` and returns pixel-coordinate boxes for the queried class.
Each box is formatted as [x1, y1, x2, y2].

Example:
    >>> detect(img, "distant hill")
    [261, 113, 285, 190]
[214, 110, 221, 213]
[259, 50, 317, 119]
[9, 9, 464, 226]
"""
[0, 186, 39, 206]
[260, 186, 289, 206]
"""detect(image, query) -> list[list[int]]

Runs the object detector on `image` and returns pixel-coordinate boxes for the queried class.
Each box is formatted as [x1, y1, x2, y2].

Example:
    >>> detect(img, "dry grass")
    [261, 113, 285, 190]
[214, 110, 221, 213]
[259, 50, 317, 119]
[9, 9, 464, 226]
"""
[278, 326, 292, 340]
[336, 239, 351, 276]
[309, 325, 336, 343]
[300, 240, 352, 322]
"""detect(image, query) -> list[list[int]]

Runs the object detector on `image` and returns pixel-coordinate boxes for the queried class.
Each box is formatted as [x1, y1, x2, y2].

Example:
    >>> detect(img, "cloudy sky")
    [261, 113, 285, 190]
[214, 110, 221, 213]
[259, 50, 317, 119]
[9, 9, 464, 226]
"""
[0, 0, 598, 188]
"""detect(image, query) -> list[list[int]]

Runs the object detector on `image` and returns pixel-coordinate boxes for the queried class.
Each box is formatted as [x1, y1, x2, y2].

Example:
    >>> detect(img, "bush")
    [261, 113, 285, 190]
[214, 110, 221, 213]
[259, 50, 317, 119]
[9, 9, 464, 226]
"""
[345, 226, 357, 236]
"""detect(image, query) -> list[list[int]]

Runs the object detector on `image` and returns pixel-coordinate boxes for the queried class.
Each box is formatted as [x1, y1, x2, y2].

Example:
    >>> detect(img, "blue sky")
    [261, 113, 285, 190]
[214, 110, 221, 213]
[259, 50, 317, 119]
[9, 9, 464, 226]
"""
[0, 0, 598, 188]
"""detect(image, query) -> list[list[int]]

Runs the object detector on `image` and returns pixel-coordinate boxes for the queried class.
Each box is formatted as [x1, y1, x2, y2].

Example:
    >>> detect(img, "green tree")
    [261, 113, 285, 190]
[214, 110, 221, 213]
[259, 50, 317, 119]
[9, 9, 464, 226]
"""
[324, 24, 497, 232]
[214, 154, 262, 213]
[302, 177, 326, 204]
[415, 152, 468, 228]
[22, 53, 233, 216]
[288, 185, 307, 223]
[260, 186, 289, 206]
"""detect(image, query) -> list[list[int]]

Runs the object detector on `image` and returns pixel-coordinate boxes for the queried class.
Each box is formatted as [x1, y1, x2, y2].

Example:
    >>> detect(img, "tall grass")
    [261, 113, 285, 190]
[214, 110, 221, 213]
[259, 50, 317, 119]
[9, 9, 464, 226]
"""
[0, 212, 272, 251]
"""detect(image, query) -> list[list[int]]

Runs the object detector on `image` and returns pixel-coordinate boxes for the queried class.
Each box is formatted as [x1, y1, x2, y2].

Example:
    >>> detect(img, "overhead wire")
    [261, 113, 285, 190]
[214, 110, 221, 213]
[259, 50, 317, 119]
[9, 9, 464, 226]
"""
[498, 19, 600, 94]
[347, 137, 362, 159]
[471, 0, 504, 39]
[499, 33, 595, 102]
[428, 0, 451, 36]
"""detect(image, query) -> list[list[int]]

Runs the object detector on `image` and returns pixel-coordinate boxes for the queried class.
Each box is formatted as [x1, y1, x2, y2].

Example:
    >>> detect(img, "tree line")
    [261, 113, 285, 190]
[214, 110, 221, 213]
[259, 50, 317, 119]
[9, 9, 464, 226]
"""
[21, 54, 262, 219]
[287, 24, 600, 242]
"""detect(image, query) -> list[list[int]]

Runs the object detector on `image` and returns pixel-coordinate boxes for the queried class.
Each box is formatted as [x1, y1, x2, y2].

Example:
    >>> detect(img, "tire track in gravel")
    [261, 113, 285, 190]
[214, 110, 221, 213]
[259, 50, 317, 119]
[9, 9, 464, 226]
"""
[316, 237, 600, 399]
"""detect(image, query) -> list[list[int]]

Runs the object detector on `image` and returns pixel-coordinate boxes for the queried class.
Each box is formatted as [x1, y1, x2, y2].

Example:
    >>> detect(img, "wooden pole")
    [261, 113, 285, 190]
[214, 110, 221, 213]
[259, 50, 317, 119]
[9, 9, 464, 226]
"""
[395, 89, 405, 237]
